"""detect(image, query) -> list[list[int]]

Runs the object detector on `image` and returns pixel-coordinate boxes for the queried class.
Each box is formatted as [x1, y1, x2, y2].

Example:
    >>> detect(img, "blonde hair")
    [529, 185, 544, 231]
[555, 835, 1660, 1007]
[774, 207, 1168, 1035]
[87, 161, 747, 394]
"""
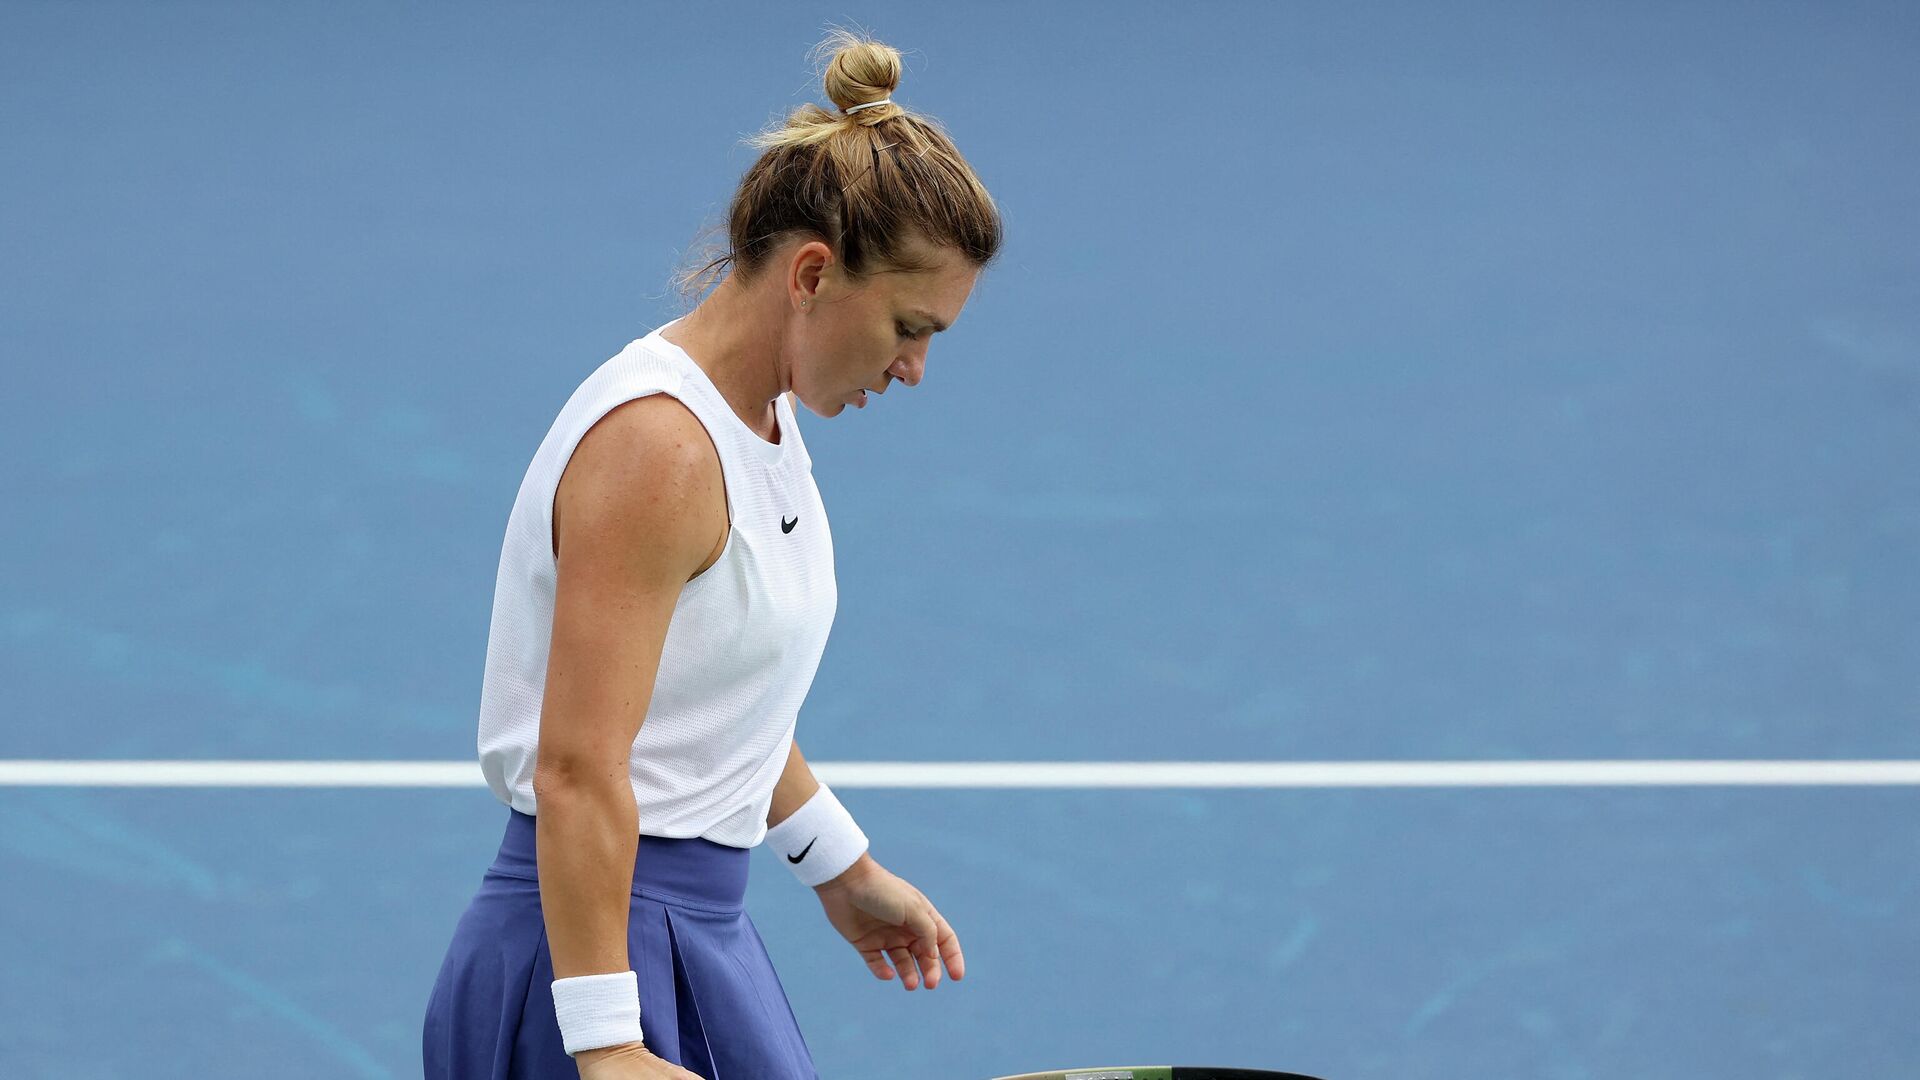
[674, 28, 1002, 299]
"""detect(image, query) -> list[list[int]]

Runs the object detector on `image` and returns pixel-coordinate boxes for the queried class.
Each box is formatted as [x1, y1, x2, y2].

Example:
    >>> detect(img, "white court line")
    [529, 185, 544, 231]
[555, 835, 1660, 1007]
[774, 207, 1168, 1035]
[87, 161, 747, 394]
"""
[1, 760, 1918, 788]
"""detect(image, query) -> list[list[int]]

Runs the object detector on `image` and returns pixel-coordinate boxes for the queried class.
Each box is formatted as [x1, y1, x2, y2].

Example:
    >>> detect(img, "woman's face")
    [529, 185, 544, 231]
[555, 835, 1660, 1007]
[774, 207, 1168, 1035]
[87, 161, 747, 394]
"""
[786, 236, 980, 417]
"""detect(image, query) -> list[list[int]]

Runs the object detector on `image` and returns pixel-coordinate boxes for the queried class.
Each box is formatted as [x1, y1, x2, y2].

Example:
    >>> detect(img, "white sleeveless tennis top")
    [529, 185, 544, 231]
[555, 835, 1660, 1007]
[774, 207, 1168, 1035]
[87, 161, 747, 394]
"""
[476, 317, 838, 848]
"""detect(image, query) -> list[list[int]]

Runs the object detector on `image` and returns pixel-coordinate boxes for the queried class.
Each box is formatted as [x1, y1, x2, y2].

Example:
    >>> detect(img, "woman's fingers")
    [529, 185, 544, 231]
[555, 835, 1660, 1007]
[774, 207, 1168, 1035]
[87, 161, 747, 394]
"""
[932, 906, 964, 981]
[888, 944, 918, 988]
[908, 905, 943, 988]
[854, 889, 966, 990]
[882, 904, 950, 990]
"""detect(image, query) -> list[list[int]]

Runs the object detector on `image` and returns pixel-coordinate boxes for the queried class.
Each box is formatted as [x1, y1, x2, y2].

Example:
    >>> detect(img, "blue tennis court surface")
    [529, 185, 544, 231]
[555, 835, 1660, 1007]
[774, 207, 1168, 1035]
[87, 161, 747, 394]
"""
[2, 2, 1915, 1077]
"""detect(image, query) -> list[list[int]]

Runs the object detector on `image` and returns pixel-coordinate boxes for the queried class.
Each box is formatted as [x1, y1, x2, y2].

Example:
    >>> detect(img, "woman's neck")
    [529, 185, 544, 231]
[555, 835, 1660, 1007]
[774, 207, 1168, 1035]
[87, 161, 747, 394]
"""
[663, 277, 788, 436]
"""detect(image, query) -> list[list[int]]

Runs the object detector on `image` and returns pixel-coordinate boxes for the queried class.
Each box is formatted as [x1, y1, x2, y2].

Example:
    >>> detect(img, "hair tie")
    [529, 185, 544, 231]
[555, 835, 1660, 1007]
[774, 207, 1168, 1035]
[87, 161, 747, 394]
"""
[844, 98, 892, 114]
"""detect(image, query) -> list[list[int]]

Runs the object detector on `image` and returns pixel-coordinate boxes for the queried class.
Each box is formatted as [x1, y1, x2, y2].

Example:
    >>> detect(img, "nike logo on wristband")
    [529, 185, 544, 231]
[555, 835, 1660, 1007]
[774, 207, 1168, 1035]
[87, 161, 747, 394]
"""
[787, 838, 817, 863]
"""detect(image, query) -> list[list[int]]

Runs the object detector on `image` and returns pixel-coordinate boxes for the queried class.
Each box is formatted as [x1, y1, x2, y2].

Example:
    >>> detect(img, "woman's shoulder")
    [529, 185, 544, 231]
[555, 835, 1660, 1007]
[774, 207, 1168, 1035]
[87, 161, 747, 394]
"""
[555, 392, 727, 568]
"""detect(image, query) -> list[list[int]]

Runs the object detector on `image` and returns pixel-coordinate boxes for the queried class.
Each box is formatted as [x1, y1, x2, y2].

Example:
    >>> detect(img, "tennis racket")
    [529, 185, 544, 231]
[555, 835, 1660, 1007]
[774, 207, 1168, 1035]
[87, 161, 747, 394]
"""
[990, 1060, 1320, 1068]
[992, 1069, 1326, 1079]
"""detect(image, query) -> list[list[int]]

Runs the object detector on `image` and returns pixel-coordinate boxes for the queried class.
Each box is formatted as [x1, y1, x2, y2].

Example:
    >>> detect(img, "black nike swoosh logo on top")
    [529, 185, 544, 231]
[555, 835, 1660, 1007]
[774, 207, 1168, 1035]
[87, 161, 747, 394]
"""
[781, 516, 798, 533]
[787, 838, 817, 863]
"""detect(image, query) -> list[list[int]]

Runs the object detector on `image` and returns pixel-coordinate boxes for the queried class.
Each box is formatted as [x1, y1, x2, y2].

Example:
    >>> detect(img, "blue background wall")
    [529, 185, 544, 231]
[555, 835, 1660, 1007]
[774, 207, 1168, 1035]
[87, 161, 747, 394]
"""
[2, 2, 1914, 1077]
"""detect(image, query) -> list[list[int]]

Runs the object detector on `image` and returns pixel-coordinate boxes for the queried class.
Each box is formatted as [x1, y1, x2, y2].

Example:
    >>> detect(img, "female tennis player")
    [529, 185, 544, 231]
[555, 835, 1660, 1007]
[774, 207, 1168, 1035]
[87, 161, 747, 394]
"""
[420, 29, 1001, 1080]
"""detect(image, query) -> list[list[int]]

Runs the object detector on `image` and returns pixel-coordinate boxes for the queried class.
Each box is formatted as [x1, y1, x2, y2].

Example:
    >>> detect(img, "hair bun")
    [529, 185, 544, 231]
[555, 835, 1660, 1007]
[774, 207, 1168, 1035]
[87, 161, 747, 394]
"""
[815, 28, 902, 116]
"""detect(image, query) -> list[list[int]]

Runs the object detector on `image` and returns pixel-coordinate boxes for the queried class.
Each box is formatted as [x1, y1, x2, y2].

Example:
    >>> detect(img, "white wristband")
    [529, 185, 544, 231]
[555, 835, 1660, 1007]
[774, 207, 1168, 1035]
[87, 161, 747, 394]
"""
[764, 781, 869, 887]
[550, 970, 644, 1056]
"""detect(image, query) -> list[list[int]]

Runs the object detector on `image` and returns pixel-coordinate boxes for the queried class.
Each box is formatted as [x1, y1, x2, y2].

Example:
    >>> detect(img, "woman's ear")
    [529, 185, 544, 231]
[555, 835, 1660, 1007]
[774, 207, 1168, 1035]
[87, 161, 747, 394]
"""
[789, 239, 834, 309]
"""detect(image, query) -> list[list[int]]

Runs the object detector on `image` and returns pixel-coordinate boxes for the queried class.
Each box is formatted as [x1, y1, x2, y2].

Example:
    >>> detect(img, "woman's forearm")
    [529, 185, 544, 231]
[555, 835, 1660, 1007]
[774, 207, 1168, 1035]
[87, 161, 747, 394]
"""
[535, 778, 639, 979]
[766, 739, 822, 828]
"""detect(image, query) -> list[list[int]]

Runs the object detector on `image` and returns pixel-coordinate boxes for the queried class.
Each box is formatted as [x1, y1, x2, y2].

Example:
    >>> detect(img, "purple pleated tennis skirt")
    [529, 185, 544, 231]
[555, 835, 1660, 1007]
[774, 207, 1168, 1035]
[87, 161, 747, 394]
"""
[423, 808, 817, 1079]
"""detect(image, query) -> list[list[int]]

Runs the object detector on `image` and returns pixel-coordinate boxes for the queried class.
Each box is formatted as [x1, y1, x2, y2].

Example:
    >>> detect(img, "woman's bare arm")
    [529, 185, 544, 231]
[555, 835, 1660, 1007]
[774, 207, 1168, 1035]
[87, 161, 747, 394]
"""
[765, 741, 822, 829]
[532, 392, 728, 983]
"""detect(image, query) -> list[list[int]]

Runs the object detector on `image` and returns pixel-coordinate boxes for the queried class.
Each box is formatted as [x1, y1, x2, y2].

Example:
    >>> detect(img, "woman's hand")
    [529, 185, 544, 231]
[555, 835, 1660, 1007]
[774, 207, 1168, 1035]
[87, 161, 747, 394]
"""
[574, 1041, 704, 1079]
[813, 854, 965, 990]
